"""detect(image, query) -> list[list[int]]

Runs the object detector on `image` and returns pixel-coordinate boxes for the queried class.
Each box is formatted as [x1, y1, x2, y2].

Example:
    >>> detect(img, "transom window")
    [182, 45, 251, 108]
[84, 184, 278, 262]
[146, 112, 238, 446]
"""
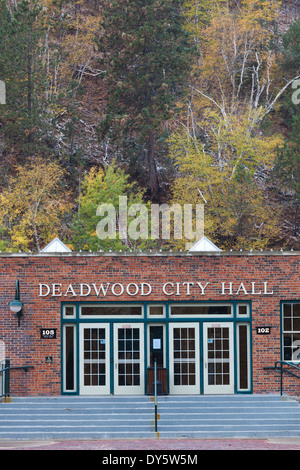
[147, 304, 165, 317]
[170, 304, 232, 317]
[63, 302, 250, 319]
[80, 304, 143, 318]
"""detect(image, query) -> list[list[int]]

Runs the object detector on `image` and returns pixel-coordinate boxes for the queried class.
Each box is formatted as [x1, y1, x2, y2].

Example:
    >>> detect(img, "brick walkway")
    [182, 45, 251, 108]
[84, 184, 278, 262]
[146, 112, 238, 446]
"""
[1, 438, 300, 450]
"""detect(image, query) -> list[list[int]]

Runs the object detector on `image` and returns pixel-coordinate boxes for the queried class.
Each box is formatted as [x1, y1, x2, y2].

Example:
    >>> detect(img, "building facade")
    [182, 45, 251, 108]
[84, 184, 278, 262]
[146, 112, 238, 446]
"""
[0, 250, 299, 396]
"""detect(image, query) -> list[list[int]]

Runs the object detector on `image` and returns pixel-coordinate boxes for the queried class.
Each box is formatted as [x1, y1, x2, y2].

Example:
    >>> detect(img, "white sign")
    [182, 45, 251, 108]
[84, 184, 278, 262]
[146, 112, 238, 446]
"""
[38, 281, 274, 297]
[153, 339, 161, 349]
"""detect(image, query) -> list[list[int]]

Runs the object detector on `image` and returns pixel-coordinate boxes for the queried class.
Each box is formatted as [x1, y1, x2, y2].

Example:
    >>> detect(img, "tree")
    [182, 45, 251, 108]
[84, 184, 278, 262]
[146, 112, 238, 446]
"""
[0, 0, 102, 195]
[97, 0, 194, 200]
[0, 0, 51, 161]
[168, 0, 291, 249]
[45, 0, 102, 173]
[71, 161, 157, 251]
[281, 17, 300, 77]
[274, 117, 300, 242]
[274, 19, 300, 243]
[170, 119, 282, 250]
[0, 158, 71, 251]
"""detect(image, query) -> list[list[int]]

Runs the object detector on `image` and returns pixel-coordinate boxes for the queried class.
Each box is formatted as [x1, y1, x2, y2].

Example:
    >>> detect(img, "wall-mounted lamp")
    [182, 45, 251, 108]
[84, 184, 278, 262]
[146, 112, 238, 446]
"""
[9, 280, 23, 327]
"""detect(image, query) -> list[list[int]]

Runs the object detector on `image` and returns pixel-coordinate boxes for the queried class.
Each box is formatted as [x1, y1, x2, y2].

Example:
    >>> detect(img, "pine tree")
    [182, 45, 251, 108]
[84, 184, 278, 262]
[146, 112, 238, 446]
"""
[97, 0, 194, 201]
[0, 0, 50, 161]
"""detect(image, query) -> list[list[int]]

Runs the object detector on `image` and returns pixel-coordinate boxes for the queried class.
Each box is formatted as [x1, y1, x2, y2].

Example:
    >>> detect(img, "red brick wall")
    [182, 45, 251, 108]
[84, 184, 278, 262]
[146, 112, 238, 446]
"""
[0, 253, 299, 396]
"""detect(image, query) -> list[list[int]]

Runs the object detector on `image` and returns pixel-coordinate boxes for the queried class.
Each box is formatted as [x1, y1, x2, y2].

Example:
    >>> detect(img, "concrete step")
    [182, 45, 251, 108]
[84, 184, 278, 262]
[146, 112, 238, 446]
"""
[0, 394, 300, 439]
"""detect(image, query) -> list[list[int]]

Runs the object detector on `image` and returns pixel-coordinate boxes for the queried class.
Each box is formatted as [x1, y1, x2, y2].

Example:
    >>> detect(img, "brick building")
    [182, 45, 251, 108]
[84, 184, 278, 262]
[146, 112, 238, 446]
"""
[0, 239, 299, 397]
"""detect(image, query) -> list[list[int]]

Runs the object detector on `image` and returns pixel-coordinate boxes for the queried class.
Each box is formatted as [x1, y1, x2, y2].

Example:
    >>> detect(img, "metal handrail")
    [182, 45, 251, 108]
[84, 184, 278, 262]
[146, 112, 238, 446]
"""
[275, 361, 300, 396]
[154, 359, 158, 433]
[0, 359, 34, 399]
[264, 361, 300, 395]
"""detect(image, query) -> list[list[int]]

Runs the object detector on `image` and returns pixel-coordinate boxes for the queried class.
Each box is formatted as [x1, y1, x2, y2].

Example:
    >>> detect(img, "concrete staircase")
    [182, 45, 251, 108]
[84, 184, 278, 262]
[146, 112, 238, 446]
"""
[158, 395, 300, 438]
[1, 395, 300, 440]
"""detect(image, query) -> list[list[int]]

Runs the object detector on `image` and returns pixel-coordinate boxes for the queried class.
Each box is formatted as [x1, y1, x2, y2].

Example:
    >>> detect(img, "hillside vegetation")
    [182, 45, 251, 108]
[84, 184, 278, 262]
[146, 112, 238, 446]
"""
[0, 0, 299, 251]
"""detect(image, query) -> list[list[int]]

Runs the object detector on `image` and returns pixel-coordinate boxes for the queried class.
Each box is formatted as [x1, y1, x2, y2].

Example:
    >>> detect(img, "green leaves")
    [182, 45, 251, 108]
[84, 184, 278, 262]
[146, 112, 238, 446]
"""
[0, 0, 52, 158]
[97, 0, 194, 199]
[282, 19, 300, 75]
[71, 161, 156, 251]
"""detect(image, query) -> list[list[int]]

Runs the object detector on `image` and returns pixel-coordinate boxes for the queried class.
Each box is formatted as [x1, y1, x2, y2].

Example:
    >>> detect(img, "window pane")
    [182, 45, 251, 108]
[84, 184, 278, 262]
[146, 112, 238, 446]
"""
[171, 305, 231, 315]
[238, 325, 249, 390]
[64, 306, 75, 317]
[284, 316, 292, 331]
[284, 304, 291, 317]
[283, 334, 293, 360]
[294, 317, 300, 332]
[293, 304, 300, 332]
[149, 306, 164, 316]
[294, 304, 300, 317]
[238, 305, 248, 316]
[65, 326, 75, 391]
[283, 303, 292, 332]
[283, 333, 300, 361]
[81, 306, 142, 316]
[291, 333, 300, 361]
[283, 303, 300, 334]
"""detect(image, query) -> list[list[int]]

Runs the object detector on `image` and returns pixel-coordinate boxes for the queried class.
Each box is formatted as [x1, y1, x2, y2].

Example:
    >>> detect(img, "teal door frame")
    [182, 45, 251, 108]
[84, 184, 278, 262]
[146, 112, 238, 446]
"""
[61, 300, 252, 395]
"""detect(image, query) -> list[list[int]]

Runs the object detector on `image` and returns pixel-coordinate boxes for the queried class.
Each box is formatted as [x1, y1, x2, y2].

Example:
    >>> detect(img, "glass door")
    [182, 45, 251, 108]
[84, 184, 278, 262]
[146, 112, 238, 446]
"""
[79, 323, 110, 395]
[169, 323, 200, 394]
[113, 323, 144, 395]
[203, 322, 234, 394]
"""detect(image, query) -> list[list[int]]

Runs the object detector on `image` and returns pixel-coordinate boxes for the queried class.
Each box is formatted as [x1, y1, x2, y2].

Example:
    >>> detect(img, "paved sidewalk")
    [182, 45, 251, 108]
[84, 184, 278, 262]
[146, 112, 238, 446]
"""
[1, 438, 300, 450]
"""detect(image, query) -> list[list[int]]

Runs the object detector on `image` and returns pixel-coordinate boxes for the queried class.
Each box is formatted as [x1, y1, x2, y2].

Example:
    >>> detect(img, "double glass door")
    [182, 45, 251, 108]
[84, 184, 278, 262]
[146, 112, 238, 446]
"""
[169, 322, 234, 394]
[79, 323, 144, 395]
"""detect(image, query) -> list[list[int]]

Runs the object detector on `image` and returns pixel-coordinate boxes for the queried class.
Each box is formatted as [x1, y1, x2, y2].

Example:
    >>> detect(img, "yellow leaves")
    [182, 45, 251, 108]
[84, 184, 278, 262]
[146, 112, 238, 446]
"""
[81, 166, 104, 191]
[187, 0, 280, 40]
[59, 27, 98, 84]
[170, 2, 284, 240]
[183, 0, 214, 37]
[168, 130, 212, 178]
[0, 158, 71, 251]
[171, 158, 282, 251]
[238, 0, 280, 25]
[186, 0, 281, 110]
[169, 98, 284, 249]
[38, 0, 100, 97]
[251, 134, 283, 167]
[174, 0, 285, 191]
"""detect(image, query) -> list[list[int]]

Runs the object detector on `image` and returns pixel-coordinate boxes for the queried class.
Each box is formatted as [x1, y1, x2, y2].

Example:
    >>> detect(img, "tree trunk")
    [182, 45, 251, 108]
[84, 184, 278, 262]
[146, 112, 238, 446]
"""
[27, 24, 33, 144]
[33, 223, 40, 252]
[147, 132, 159, 201]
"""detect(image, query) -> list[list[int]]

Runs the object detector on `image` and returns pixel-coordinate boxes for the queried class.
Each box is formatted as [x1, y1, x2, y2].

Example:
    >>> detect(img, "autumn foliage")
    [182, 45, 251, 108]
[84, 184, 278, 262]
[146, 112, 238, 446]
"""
[0, 0, 299, 251]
